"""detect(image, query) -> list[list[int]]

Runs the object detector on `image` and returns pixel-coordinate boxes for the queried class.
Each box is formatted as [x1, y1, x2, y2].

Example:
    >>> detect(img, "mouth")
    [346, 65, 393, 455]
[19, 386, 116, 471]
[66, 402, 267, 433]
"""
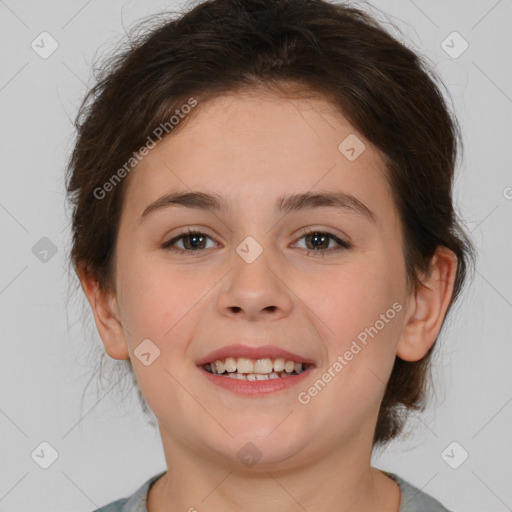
[202, 357, 311, 380]
[196, 344, 316, 395]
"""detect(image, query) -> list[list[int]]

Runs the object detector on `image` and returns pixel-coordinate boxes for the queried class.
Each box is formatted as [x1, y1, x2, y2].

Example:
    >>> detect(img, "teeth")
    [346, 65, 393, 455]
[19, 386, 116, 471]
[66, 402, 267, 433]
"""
[253, 358, 273, 374]
[284, 360, 295, 373]
[224, 357, 237, 373]
[214, 360, 225, 374]
[221, 371, 292, 380]
[273, 358, 285, 372]
[205, 356, 307, 375]
[236, 357, 254, 374]
[203, 356, 309, 379]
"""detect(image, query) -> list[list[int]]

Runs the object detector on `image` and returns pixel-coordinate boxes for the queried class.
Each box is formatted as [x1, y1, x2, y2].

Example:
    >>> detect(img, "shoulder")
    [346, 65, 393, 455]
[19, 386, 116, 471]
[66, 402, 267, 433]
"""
[91, 471, 166, 512]
[384, 472, 452, 512]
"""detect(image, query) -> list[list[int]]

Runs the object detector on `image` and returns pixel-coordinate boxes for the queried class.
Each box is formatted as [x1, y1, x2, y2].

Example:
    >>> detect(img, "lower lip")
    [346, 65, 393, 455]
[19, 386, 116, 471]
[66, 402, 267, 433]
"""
[198, 365, 315, 395]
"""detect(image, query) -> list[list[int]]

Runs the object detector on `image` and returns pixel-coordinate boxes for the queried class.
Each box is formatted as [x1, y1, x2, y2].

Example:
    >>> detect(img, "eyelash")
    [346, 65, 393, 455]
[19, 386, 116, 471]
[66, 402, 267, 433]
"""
[161, 227, 351, 257]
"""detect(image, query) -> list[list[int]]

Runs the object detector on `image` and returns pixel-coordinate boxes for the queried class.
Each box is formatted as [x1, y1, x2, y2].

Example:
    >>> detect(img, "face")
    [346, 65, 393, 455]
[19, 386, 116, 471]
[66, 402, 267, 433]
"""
[108, 89, 411, 469]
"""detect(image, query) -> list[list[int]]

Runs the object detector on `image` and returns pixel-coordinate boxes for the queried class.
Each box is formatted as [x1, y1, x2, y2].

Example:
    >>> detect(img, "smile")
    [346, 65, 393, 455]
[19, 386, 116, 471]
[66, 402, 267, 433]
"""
[204, 357, 309, 380]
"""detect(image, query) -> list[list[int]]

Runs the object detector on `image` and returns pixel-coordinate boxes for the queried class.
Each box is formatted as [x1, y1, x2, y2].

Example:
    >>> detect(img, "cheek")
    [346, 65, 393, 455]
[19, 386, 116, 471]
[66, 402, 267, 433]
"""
[117, 254, 212, 355]
[308, 261, 402, 394]
[306, 262, 399, 339]
[118, 264, 206, 406]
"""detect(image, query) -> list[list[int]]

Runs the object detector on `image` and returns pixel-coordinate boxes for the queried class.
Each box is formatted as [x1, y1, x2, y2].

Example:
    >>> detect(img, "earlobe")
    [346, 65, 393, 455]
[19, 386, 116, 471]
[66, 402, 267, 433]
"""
[77, 265, 130, 361]
[396, 247, 458, 362]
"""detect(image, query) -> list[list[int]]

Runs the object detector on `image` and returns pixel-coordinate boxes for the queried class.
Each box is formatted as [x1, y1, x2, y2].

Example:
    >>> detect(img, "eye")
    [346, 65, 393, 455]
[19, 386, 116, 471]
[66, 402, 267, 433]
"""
[161, 228, 218, 254]
[292, 228, 351, 256]
[161, 227, 351, 256]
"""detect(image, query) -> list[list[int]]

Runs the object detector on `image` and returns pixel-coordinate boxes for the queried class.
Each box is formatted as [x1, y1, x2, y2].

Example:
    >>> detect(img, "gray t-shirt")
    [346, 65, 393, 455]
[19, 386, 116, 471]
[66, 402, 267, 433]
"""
[92, 470, 450, 512]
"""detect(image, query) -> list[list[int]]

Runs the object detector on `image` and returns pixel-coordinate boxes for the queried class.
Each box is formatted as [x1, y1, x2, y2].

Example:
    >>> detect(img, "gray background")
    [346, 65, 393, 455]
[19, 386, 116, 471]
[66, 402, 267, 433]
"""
[0, 0, 511, 510]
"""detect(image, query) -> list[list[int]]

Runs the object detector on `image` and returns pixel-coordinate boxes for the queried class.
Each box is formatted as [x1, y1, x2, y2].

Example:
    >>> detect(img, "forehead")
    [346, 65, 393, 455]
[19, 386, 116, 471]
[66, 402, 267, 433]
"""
[121, 90, 395, 225]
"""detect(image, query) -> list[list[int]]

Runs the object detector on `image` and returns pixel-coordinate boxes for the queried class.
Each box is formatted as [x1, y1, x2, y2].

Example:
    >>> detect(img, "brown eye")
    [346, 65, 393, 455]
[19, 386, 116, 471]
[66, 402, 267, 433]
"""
[293, 229, 351, 255]
[305, 232, 330, 251]
[162, 229, 216, 252]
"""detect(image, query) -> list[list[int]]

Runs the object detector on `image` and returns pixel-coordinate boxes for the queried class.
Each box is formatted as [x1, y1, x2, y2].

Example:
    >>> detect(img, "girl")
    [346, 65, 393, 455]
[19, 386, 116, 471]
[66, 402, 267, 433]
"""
[65, 0, 475, 510]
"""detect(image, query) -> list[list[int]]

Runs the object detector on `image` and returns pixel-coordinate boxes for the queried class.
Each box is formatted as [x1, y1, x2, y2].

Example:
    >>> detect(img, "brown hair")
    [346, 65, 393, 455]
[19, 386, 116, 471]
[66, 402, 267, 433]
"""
[65, 0, 475, 446]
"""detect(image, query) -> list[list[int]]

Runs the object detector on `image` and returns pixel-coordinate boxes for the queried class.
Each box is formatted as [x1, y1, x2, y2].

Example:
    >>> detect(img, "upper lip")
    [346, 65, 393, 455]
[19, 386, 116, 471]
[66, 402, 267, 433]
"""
[196, 344, 316, 366]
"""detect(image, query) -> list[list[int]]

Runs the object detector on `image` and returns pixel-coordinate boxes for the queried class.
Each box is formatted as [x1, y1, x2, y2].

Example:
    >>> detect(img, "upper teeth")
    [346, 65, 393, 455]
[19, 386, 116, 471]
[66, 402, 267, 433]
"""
[206, 357, 305, 375]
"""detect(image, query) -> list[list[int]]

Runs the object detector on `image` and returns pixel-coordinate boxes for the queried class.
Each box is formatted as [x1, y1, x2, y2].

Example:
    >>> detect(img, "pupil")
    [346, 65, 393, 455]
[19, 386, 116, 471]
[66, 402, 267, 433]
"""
[308, 233, 327, 250]
[185, 234, 205, 250]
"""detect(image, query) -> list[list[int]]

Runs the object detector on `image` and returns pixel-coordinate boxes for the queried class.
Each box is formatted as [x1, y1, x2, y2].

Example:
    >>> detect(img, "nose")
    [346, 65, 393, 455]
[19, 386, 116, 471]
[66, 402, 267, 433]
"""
[216, 250, 294, 321]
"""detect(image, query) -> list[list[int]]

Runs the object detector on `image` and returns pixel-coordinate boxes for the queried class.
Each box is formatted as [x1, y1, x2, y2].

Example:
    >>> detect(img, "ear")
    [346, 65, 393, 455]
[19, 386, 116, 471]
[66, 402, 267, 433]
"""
[396, 246, 458, 362]
[76, 265, 130, 360]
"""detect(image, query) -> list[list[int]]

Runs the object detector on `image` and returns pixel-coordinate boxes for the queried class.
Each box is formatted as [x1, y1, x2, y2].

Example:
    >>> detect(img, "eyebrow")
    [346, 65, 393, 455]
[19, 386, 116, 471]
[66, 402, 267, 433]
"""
[138, 190, 376, 225]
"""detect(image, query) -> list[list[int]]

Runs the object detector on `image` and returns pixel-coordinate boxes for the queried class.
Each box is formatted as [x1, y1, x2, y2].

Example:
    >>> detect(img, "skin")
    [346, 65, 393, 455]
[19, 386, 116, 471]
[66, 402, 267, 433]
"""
[79, 88, 457, 512]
